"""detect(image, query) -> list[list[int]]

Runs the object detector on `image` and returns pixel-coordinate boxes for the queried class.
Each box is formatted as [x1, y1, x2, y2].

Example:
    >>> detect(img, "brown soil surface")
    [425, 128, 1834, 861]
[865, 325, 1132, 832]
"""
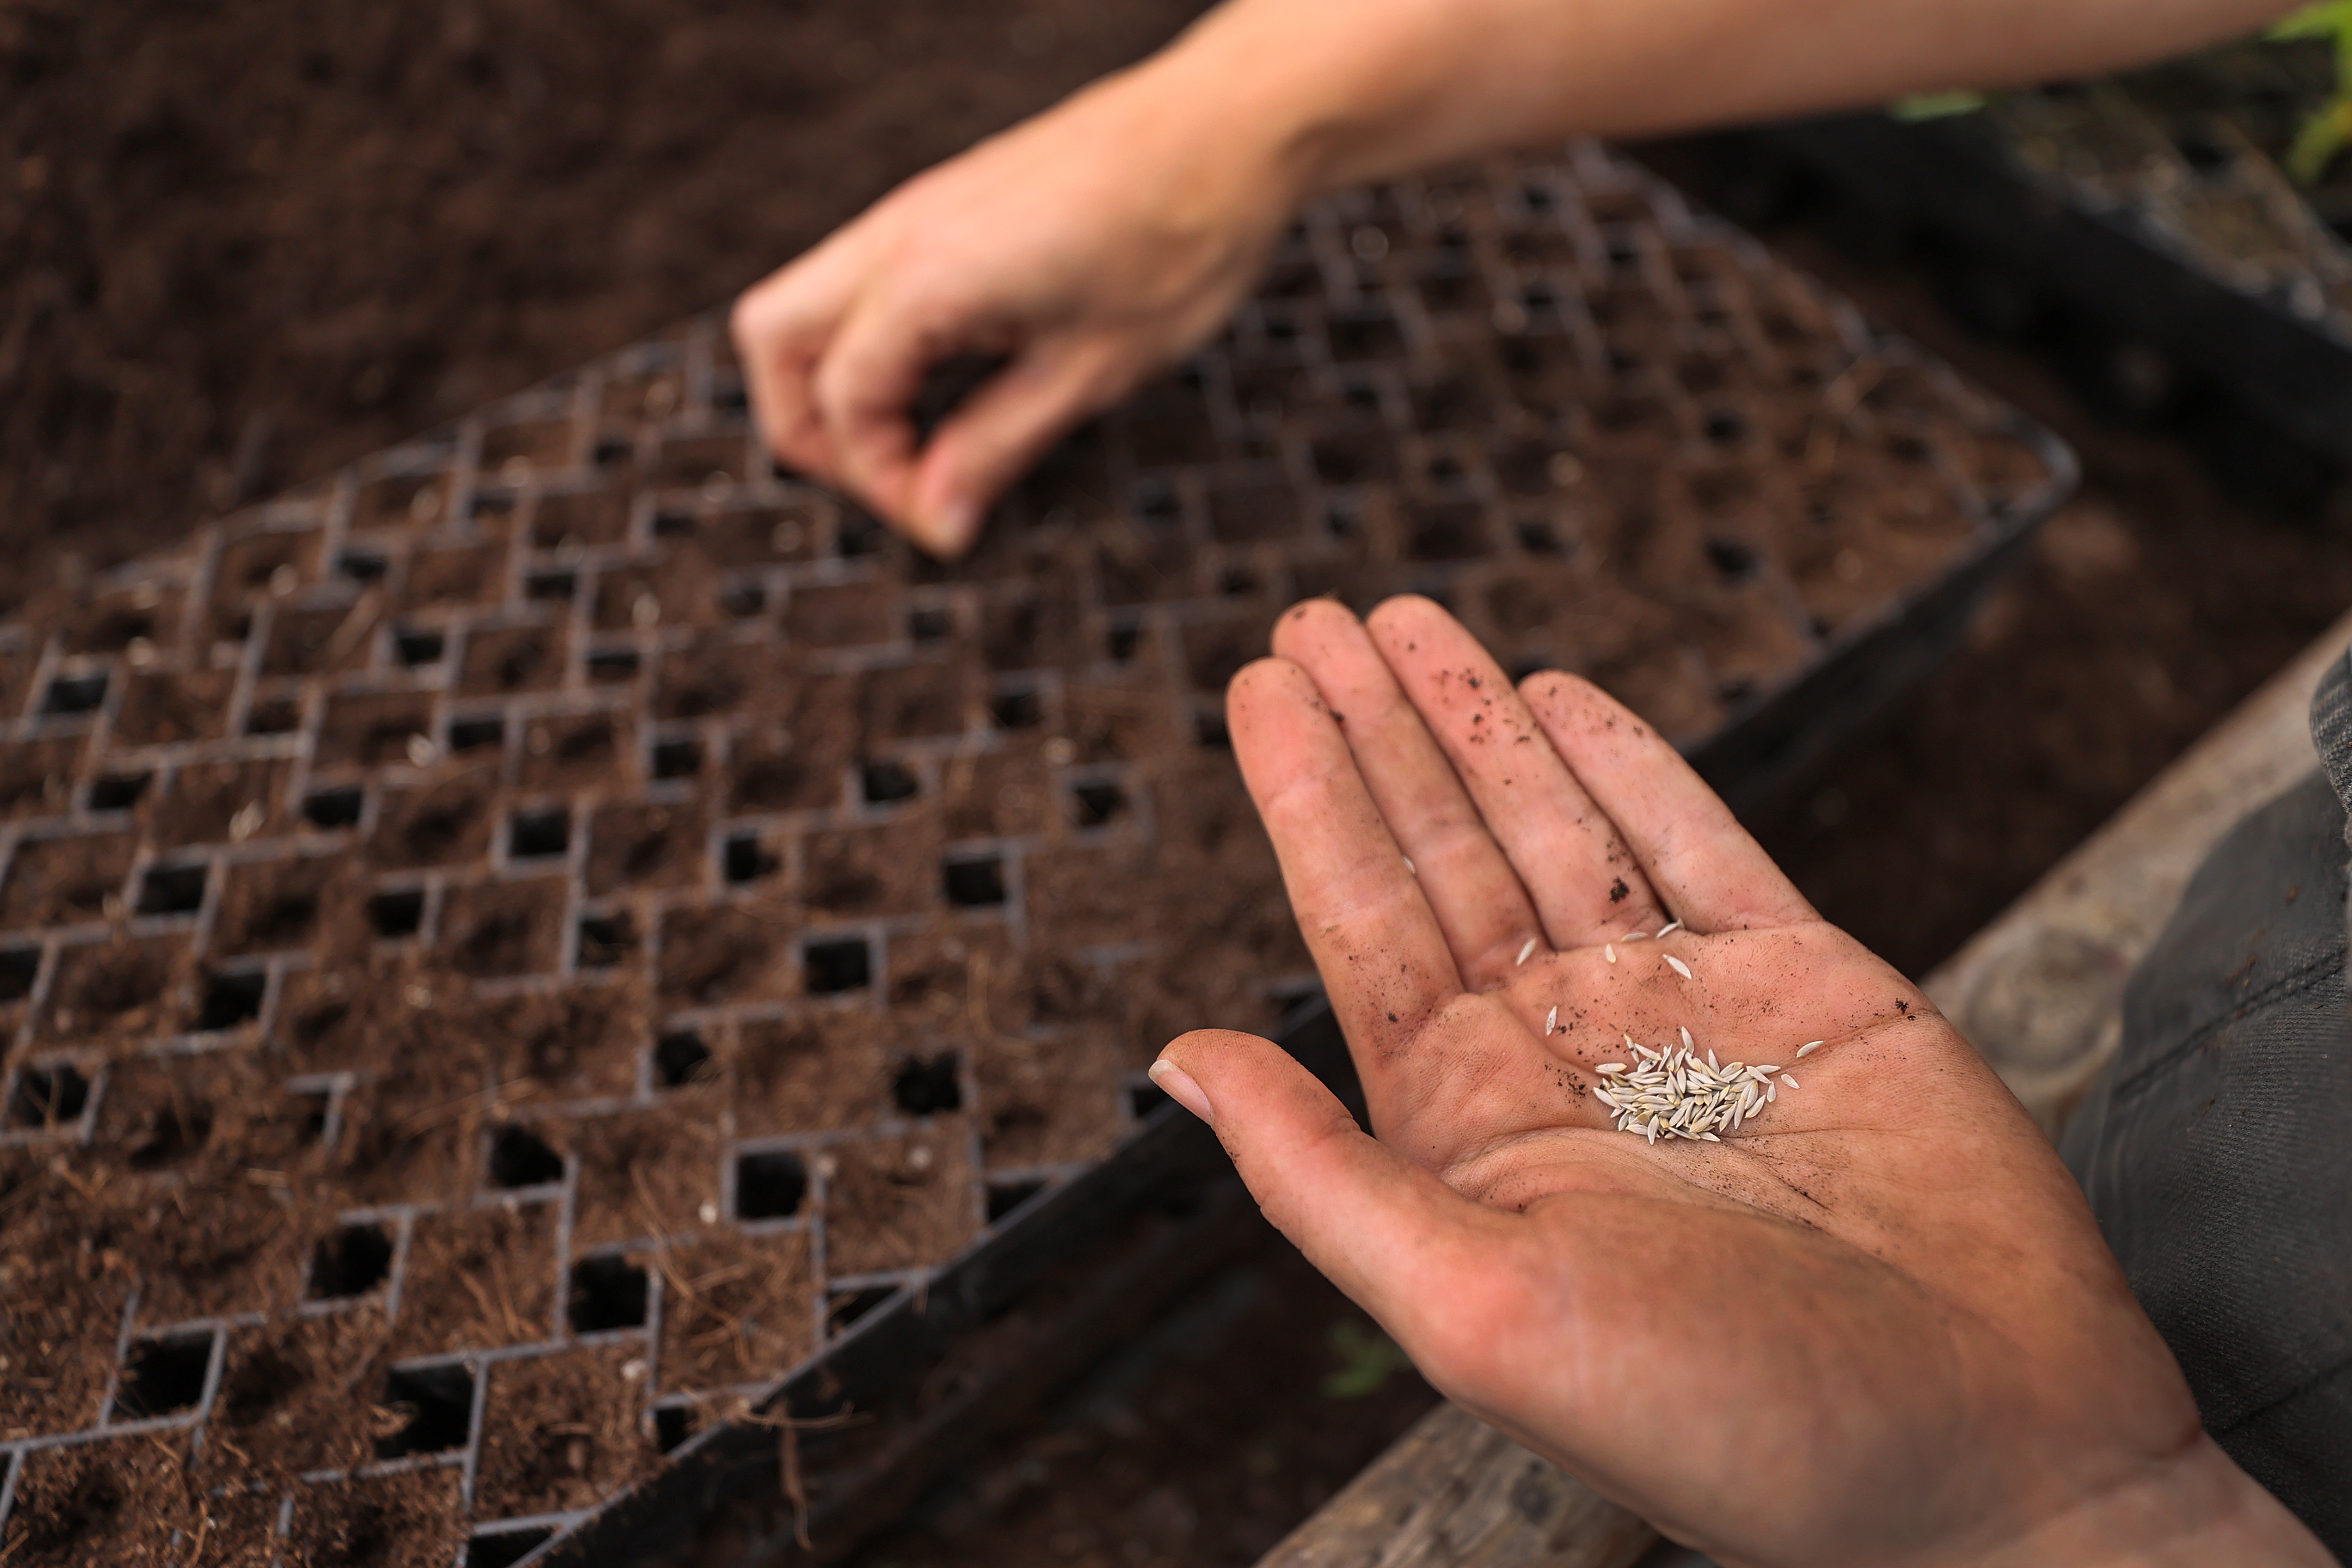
[7, 7, 2352, 1568]
[0, 0, 1222, 617]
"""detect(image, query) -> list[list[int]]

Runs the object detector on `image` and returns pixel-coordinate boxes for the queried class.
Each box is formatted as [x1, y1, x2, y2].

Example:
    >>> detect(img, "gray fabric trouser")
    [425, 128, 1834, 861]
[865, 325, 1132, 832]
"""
[2060, 649, 2352, 1560]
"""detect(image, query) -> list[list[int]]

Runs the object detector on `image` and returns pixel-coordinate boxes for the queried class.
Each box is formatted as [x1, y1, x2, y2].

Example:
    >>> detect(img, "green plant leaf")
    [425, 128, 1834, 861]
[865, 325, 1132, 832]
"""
[1890, 89, 1987, 122]
[2266, 0, 2352, 42]
[1320, 1318, 1413, 1400]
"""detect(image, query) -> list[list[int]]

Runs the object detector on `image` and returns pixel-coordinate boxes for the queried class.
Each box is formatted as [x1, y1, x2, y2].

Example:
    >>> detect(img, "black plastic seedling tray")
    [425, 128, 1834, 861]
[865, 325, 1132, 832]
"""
[1724, 68, 2352, 478]
[0, 140, 2068, 1568]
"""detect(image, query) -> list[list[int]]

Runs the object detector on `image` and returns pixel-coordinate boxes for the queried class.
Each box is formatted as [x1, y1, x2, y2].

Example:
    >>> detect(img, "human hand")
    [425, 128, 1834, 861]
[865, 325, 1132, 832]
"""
[730, 52, 1296, 557]
[1150, 597, 2331, 1567]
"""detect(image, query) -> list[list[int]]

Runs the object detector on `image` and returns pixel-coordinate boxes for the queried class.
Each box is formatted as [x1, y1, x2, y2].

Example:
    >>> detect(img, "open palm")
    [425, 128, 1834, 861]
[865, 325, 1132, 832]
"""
[1153, 597, 2323, 1567]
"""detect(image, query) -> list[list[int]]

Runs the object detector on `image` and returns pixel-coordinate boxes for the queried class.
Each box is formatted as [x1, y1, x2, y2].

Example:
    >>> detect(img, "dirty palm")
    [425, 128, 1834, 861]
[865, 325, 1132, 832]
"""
[1152, 595, 2213, 1565]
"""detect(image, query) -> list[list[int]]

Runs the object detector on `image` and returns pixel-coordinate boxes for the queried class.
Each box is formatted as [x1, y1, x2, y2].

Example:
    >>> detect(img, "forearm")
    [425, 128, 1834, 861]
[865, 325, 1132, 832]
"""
[1143, 0, 2298, 200]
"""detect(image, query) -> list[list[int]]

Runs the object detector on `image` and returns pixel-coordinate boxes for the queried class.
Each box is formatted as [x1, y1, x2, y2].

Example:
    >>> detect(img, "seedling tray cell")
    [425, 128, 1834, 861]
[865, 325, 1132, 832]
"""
[0, 141, 2066, 1567]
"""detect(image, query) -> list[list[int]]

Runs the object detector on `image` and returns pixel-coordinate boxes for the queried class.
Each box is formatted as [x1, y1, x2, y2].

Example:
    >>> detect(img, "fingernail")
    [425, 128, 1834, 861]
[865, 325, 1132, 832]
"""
[1147, 1057, 1214, 1125]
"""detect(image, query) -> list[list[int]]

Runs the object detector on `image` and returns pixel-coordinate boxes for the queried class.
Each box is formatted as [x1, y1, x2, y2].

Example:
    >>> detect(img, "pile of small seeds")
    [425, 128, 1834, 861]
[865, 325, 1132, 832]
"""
[1594, 1031, 1821, 1143]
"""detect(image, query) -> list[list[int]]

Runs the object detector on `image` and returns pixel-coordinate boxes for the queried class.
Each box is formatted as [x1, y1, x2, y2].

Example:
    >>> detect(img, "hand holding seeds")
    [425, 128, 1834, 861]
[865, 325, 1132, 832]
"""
[1149, 596, 2331, 1568]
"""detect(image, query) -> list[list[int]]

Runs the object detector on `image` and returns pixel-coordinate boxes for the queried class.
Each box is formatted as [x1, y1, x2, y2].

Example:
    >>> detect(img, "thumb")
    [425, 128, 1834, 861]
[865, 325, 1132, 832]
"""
[1152, 1029, 1510, 1366]
[908, 335, 1133, 556]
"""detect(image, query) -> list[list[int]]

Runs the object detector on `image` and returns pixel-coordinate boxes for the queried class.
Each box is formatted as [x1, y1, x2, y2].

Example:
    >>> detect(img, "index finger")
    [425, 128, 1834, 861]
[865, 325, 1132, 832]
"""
[731, 237, 865, 486]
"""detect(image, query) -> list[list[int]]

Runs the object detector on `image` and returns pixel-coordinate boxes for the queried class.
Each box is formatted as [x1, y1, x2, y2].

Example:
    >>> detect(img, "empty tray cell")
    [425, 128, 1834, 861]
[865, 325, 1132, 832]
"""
[941, 853, 1007, 908]
[0, 943, 40, 1002]
[447, 714, 506, 755]
[653, 1028, 714, 1089]
[567, 1253, 650, 1333]
[507, 805, 571, 861]
[802, 934, 873, 995]
[1068, 778, 1130, 828]
[195, 968, 268, 1031]
[720, 830, 780, 886]
[890, 1051, 963, 1116]
[733, 1147, 809, 1221]
[576, 910, 638, 969]
[129, 860, 207, 928]
[368, 886, 426, 939]
[87, 769, 153, 812]
[307, 1221, 394, 1301]
[467, 1528, 558, 1568]
[373, 1362, 476, 1458]
[110, 1329, 216, 1420]
[856, 756, 919, 806]
[486, 1125, 567, 1191]
[6, 1060, 91, 1129]
[648, 734, 703, 781]
[41, 670, 109, 718]
[393, 627, 447, 668]
[301, 785, 365, 830]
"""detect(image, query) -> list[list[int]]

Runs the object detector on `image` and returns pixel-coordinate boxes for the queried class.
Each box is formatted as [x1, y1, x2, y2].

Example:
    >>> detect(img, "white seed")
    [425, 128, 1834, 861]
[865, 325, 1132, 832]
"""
[1656, 920, 1683, 937]
[1797, 1041, 1824, 1058]
[1680, 1026, 1694, 1052]
[1623, 930, 1649, 942]
[1665, 954, 1693, 980]
[405, 733, 437, 768]
[230, 801, 266, 842]
[1605, 944, 1617, 964]
[1516, 936, 1538, 967]
[1781, 1074, 1799, 1090]
[1545, 1004, 1558, 1034]
[1402, 857, 1416, 876]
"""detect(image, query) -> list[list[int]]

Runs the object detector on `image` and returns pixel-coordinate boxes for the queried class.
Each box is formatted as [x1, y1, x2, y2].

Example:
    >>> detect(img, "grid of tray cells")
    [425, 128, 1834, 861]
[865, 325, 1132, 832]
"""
[0, 142, 2055, 1566]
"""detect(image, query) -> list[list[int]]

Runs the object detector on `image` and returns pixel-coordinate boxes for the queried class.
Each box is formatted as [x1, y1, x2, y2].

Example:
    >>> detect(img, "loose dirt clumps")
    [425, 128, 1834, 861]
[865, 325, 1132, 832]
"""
[0, 144, 2056, 1561]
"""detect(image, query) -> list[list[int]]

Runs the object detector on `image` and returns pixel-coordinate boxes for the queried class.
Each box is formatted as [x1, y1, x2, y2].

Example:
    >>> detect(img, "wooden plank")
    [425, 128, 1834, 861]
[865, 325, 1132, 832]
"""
[1253, 1401, 1655, 1568]
[1253, 606, 2352, 1568]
